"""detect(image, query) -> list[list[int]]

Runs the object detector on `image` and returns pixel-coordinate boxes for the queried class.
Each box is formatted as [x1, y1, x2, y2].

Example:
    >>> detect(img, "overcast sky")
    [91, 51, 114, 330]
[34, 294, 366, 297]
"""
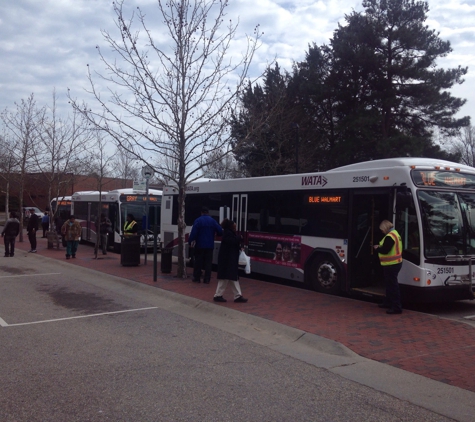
[1, 0, 474, 126]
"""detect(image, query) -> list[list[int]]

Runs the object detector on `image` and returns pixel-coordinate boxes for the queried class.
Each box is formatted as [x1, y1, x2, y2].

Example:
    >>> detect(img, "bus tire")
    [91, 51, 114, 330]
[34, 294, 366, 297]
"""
[311, 256, 340, 295]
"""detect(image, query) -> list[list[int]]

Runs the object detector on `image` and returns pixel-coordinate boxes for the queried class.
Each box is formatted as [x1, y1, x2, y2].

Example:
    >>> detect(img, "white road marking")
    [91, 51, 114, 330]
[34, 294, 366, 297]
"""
[463, 314, 475, 320]
[0, 307, 158, 327]
[0, 273, 62, 279]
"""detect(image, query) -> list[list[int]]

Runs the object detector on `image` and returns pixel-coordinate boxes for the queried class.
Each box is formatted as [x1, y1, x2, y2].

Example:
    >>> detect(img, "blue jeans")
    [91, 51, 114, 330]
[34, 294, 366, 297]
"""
[66, 241, 79, 257]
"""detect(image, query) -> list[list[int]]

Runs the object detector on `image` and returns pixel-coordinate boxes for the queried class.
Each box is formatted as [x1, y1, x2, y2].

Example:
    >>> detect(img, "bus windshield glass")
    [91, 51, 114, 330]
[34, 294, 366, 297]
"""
[418, 190, 475, 257]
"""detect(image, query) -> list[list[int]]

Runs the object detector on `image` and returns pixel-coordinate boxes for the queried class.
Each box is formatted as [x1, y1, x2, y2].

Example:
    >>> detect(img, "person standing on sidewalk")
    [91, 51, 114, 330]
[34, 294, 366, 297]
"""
[27, 208, 39, 253]
[123, 214, 138, 235]
[61, 215, 82, 259]
[41, 211, 50, 238]
[1, 211, 20, 257]
[373, 220, 403, 315]
[213, 218, 248, 303]
[188, 206, 223, 284]
[99, 213, 112, 255]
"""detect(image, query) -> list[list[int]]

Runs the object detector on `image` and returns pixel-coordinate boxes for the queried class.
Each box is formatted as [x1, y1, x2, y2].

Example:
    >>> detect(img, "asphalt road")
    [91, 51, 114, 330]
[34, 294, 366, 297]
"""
[0, 253, 467, 421]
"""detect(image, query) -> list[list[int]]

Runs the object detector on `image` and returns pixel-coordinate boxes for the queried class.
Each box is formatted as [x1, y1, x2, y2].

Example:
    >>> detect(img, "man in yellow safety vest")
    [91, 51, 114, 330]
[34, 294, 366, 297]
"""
[123, 214, 138, 235]
[373, 219, 403, 314]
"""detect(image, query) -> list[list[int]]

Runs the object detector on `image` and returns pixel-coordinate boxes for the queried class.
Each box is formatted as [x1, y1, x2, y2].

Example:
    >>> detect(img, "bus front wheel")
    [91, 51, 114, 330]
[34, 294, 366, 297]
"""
[311, 257, 340, 295]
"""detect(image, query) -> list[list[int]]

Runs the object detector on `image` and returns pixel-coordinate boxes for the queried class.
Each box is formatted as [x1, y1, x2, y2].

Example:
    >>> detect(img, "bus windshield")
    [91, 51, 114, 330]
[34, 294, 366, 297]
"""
[418, 190, 475, 257]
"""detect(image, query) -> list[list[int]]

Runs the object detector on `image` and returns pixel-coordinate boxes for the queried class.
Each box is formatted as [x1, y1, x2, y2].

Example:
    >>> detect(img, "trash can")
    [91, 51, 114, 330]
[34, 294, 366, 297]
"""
[121, 235, 141, 266]
[161, 247, 173, 273]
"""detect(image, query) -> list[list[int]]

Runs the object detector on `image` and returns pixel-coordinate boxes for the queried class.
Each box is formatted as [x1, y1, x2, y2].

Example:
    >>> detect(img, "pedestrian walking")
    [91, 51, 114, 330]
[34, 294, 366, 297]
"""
[27, 208, 39, 253]
[1, 211, 20, 257]
[99, 213, 112, 255]
[61, 215, 82, 259]
[188, 206, 223, 284]
[41, 211, 50, 238]
[213, 218, 248, 303]
[373, 220, 403, 314]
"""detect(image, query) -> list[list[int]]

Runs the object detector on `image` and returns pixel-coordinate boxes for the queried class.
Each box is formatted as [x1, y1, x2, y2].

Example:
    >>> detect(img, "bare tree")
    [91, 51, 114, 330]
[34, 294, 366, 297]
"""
[449, 126, 475, 167]
[1, 94, 45, 241]
[110, 147, 140, 187]
[0, 130, 19, 218]
[69, 0, 262, 277]
[33, 90, 93, 230]
[84, 132, 117, 258]
[201, 148, 246, 179]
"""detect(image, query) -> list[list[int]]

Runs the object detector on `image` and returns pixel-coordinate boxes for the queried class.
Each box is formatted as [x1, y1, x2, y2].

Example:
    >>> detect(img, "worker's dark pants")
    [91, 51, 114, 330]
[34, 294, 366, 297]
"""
[383, 262, 402, 311]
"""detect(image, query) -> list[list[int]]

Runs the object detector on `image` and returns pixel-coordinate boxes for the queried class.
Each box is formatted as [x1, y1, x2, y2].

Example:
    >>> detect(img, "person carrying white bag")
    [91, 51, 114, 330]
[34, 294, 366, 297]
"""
[213, 219, 248, 303]
[239, 250, 251, 274]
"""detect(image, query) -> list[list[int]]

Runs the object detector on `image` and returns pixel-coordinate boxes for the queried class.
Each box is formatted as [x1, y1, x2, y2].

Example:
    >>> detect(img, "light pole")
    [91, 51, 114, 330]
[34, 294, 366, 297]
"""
[142, 165, 154, 265]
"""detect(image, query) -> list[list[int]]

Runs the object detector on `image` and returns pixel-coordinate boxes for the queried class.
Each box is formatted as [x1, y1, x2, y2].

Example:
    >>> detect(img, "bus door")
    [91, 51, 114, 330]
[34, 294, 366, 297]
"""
[232, 194, 248, 234]
[83, 202, 94, 243]
[348, 190, 392, 295]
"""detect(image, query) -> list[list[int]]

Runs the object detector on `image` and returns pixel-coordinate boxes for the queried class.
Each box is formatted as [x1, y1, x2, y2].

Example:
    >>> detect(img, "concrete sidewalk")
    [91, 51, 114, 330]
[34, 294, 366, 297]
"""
[11, 233, 475, 394]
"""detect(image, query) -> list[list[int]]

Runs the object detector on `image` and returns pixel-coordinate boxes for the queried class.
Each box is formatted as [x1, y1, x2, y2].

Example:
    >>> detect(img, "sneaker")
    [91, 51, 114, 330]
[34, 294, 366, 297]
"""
[29, 250, 37, 253]
[192, 279, 201, 283]
[386, 309, 402, 315]
[234, 296, 248, 303]
[213, 296, 227, 302]
[10, 254, 14, 257]
[66, 255, 70, 259]
[203, 280, 210, 284]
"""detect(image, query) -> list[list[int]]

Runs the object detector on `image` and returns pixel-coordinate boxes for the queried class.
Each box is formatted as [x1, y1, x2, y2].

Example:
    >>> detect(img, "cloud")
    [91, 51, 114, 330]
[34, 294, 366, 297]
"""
[0, 0, 473, 124]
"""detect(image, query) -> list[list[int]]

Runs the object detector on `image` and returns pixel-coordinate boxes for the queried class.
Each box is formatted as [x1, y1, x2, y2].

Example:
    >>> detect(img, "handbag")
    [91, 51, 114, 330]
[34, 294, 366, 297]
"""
[239, 250, 251, 274]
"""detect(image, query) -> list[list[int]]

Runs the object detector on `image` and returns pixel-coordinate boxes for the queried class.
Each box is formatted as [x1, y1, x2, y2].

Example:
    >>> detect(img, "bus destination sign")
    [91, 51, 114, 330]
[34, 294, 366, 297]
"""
[307, 195, 342, 204]
[412, 170, 475, 189]
[120, 194, 160, 203]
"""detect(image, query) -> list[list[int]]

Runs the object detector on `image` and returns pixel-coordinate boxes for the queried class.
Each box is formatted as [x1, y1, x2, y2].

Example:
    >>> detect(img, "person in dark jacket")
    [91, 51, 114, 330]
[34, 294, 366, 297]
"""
[213, 219, 248, 303]
[99, 213, 112, 255]
[1, 212, 20, 257]
[27, 208, 39, 253]
[188, 206, 223, 284]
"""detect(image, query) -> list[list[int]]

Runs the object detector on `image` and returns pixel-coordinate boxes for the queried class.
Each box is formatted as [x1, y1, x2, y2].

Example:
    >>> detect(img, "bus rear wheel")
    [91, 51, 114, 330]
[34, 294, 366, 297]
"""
[311, 257, 340, 295]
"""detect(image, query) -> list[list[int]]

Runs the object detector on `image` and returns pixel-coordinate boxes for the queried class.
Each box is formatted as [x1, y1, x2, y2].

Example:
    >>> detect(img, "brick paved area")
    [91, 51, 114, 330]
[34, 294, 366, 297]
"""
[12, 235, 475, 392]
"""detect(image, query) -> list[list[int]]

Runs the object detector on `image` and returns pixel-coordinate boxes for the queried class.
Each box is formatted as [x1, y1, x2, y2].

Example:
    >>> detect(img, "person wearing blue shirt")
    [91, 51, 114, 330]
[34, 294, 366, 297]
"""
[188, 206, 223, 284]
[41, 212, 50, 238]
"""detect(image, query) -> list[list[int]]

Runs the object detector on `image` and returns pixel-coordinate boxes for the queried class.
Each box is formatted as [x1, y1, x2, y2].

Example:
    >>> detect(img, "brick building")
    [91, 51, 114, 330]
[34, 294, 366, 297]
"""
[0, 173, 133, 212]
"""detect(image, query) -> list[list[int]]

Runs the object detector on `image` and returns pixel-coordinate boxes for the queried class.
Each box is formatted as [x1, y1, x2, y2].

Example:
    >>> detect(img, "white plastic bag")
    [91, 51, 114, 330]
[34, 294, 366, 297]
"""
[239, 250, 251, 274]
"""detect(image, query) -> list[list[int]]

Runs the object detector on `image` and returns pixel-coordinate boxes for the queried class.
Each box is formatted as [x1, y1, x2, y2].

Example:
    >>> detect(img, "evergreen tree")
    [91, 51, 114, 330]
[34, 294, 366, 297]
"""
[327, 0, 469, 164]
[232, 0, 468, 174]
[231, 64, 302, 176]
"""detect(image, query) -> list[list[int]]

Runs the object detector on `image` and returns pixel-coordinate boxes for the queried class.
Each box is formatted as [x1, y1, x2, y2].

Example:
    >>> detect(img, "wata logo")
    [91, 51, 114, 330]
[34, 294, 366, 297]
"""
[301, 175, 328, 187]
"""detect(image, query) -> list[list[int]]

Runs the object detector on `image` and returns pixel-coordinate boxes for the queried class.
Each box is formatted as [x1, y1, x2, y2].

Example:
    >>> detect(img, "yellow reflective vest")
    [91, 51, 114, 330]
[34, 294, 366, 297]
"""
[124, 220, 137, 234]
[378, 229, 402, 266]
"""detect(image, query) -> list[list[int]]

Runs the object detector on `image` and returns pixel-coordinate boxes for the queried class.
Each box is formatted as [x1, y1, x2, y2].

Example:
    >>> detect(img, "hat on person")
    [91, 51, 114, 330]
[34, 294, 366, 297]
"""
[69, 215, 76, 219]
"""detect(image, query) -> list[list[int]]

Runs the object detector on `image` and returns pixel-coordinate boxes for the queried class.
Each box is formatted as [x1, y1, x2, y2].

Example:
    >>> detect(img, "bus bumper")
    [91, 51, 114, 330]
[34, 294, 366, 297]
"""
[401, 284, 474, 303]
